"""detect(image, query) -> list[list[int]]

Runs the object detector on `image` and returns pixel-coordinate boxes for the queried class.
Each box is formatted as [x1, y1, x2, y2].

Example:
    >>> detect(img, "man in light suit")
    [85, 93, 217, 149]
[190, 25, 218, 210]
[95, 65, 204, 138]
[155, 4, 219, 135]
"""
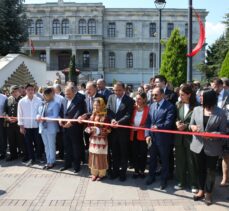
[107, 81, 134, 181]
[145, 87, 176, 189]
[59, 85, 86, 173]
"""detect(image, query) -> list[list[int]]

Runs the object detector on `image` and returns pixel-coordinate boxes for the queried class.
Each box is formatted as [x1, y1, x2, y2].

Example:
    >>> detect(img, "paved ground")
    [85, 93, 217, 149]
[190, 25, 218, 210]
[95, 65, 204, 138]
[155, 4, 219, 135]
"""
[0, 160, 228, 211]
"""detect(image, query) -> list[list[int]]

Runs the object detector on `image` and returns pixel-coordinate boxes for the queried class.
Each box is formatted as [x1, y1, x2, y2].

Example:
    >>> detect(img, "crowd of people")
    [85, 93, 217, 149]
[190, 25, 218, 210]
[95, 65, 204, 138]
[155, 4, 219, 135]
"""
[0, 76, 228, 206]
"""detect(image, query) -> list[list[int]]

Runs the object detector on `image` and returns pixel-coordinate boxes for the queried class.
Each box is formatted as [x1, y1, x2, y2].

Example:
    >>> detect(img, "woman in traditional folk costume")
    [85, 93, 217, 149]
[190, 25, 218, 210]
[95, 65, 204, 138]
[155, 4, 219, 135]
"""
[85, 97, 111, 181]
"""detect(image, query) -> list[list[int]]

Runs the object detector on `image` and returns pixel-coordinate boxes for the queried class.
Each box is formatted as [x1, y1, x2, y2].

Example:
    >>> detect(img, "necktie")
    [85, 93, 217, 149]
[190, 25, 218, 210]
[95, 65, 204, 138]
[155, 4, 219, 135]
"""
[156, 102, 160, 110]
[89, 97, 93, 112]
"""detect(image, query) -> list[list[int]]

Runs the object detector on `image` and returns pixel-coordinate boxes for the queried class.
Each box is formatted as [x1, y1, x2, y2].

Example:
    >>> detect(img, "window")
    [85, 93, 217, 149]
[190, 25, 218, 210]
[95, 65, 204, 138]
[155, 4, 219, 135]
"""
[167, 23, 174, 37]
[28, 19, 34, 35]
[149, 53, 156, 68]
[126, 22, 133, 37]
[108, 22, 116, 37]
[126, 52, 133, 68]
[40, 52, 46, 62]
[185, 23, 188, 37]
[149, 23, 156, 37]
[79, 19, 86, 34]
[53, 19, 61, 35]
[88, 19, 96, 34]
[35, 19, 43, 35]
[83, 51, 90, 67]
[62, 19, 69, 34]
[109, 52, 115, 68]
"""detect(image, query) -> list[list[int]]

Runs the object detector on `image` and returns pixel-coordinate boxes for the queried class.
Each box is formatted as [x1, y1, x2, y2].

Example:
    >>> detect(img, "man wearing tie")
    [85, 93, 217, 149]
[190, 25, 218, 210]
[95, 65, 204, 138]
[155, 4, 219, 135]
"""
[59, 85, 86, 173]
[107, 82, 134, 181]
[145, 87, 176, 189]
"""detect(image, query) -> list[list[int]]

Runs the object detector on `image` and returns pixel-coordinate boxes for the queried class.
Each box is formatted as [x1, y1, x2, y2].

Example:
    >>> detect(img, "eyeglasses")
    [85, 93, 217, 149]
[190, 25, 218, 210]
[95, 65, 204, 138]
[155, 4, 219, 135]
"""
[152, 94, 158, 97]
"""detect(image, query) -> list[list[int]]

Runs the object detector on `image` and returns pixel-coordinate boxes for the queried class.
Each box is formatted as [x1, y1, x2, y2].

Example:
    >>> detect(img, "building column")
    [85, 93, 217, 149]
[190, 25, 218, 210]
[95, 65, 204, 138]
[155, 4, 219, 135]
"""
[71, 47, 76, 56]
[46, 47, 51, 70]
[98, 48, 104, 76]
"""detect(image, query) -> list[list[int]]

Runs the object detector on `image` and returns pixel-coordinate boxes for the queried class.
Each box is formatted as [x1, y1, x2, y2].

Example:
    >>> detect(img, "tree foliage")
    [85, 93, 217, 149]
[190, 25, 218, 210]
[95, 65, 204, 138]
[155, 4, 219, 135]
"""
[219, 51, 229, 77]
[0, 0, 28, 56]
[68, 55, 78, 85]
[160, 28, 187, 87]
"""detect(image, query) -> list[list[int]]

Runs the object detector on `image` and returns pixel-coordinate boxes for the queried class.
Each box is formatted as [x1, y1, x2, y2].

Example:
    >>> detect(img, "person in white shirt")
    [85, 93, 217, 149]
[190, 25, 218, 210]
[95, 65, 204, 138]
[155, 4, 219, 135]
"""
[18, 84, 42, 165]
[0, 93, 7, 159]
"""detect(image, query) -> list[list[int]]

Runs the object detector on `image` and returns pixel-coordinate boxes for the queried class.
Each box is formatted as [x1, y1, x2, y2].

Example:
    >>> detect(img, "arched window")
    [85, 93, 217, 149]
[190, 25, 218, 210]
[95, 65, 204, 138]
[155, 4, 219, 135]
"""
[126, 22, 133, 37]
[79, 19, 86, 34]
[149, 53, 156, 68]
[108, 22, 116, 37]
[28, 19, 34, 35]
[126, 52, 133, 68]
[109, 52, 115, 68]
[62, 19, 69, 34]
[35, 19, 43, 35]
[53, 19, 61, 35]
[185, 23, 188, 37]
[149, 23, 156, 37]
[88, 19, 96, 34]
[83, 51, 90, 67]
[167, 23, 174, 37]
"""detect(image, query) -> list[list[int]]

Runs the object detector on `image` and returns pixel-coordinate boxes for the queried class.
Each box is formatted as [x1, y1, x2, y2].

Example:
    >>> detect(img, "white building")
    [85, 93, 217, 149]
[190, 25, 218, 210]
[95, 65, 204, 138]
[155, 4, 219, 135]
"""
[21, 0, 208, 86]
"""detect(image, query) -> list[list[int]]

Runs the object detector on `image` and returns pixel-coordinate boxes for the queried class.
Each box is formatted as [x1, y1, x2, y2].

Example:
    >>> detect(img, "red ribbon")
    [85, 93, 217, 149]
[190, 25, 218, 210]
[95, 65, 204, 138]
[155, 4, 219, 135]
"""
[1, 116, 228, 139]
[187, 11, 205, 57]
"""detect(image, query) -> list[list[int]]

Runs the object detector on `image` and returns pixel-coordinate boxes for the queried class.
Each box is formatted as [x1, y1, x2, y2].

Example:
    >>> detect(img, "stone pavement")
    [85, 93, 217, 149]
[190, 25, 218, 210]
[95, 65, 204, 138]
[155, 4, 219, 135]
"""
[0, 160, 228, 211]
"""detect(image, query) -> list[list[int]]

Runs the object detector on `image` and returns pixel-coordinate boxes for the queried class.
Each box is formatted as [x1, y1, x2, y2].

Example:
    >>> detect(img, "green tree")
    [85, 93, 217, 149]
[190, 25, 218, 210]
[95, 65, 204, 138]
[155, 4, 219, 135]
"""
[160, 28, 187, 87]
[0, 0, 28, 56]
[68, 55, 78, 85]
[219, 51, 229, 77]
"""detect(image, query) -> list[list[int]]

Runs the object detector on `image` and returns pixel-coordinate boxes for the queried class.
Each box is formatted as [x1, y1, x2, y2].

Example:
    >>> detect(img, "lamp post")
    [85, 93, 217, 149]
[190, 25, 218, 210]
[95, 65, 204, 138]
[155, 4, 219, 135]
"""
[154, 0, 166, 72]
[187, 0, 193, 82]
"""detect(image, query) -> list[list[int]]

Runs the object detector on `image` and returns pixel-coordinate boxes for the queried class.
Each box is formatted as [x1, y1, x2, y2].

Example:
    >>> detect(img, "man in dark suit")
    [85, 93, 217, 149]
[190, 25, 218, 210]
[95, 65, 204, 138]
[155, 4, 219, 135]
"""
[154, 75, 178, 179]
[97, 79, 112, 102]
[107, 81, 134, 181]
[145, 87, 176, 189]
[59, 85, 86, 173]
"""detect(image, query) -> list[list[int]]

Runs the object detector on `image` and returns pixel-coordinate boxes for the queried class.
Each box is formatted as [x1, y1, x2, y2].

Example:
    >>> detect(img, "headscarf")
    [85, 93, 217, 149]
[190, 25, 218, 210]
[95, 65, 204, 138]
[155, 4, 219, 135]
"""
[92, 97, 107, 116]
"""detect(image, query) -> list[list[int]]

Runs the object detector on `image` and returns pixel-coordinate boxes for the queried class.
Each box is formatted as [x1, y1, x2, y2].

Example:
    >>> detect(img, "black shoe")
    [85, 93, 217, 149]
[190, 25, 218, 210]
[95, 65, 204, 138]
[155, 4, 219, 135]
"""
[59, 166, 71, 171]
[204, 194, 212, 206]
[193, 195, 204, 201]
[160, 181, 167, 190]
[0, 155, 5, 160]
[6, 156, 18, 161]
[119, 175, 126, 182]
[74, 168, 80, 173]
[146, 176, 155, 185]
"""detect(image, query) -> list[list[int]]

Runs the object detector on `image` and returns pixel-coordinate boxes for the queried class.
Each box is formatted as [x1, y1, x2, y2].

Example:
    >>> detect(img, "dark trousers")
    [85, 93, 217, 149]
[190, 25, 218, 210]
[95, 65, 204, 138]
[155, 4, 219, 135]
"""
[0, 119, 7, 156]
[193, 150, 218, 193]
[111, 129, 129, 176]
[24, 128, 38, 160]
[175, 142, 197, 187]
[169, 143, 174, 178]
[132, 132, 147, 173]
[149, 141, 170, 182]
[63, 127, 83, 170]
[7, 124, 25, 158]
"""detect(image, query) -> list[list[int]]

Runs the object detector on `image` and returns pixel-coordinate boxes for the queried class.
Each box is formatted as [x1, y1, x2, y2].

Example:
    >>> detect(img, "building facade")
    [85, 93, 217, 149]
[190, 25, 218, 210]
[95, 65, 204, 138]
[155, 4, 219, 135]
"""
[22, 0, 208, 85]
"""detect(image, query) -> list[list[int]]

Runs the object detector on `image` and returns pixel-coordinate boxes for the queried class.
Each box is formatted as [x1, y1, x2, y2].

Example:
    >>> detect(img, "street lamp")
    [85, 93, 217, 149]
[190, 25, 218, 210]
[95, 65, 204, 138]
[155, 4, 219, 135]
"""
[154, 0, 166, 72]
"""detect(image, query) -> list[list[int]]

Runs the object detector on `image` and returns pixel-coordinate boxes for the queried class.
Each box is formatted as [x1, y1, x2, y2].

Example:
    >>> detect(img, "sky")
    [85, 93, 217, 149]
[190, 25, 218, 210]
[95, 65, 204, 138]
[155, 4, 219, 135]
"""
[25, 0, 229, 47]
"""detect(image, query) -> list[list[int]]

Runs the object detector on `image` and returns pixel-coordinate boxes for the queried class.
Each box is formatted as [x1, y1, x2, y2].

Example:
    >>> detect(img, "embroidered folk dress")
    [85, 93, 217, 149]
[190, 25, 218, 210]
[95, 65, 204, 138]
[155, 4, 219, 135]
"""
[85, 115, 110, 171]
